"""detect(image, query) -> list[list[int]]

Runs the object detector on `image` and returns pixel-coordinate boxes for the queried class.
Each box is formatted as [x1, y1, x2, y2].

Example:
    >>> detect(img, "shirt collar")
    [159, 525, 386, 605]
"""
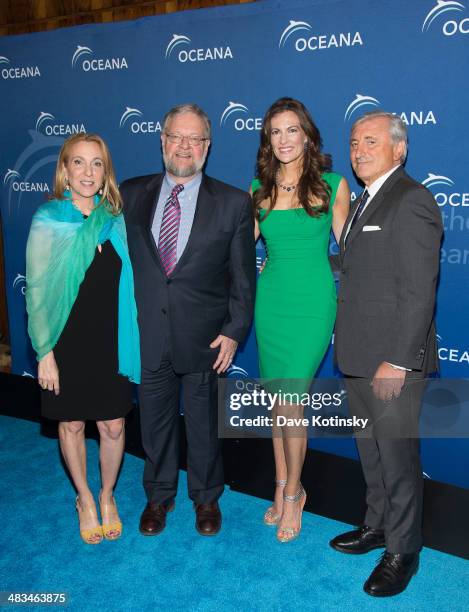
[164, 171, 203, 193]
[366, 165, 401, 199]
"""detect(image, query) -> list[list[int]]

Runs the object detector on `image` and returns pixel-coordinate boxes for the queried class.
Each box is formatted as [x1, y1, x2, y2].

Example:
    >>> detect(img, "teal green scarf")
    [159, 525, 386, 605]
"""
[26, 196, 141, 384]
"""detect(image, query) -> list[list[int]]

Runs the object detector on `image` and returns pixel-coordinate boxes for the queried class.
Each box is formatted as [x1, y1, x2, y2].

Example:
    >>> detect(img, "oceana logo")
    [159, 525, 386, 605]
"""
[35, 111, 86, 136]
[344, 94, 380, 122]
[220, 102, 262, 131]
[422, 0, 469, 36]
[279, 19, 363, 52]
[165, 33, 233, 63]
[226, 364, 249, 378]
[3, 169, 49, 194]
[13, 273, 26, 295]
[119, 107, 162, 134]
[344, 94, 437, 126]
[71, 45, 128, 71]
[437, 335, 469, 364]
[0, 55, 41, 80]
[422, 173, 469, 207]
[425, 176, 469, 264]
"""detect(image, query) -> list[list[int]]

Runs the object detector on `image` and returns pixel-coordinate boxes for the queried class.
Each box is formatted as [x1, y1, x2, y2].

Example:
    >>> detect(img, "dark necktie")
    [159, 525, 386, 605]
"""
[158, 183, 184, 276]
[346, 189, 370, 241]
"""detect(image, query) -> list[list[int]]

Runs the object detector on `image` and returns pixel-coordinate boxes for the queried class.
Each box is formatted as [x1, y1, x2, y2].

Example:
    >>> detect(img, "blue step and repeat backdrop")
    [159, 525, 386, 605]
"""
[1, 0, 468, 487]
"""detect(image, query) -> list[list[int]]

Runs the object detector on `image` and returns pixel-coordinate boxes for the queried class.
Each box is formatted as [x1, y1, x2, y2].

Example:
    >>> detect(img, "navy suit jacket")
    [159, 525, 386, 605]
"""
[121, 173, 256, 372]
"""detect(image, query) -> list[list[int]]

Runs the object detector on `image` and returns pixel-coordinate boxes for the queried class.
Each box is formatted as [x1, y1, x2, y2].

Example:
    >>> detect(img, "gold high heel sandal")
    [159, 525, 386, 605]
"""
[276, 484, 307, 543]
[75, 497, 103, 545]
[99, 491, 122, 541]
[263, 479, 287, 526]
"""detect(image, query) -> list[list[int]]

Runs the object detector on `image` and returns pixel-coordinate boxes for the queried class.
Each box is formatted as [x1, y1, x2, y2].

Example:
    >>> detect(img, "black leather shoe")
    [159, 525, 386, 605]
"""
[194, 502, 221, 536]
[364, 551, 419, 597]
[139, 501, 175, 536]
[329, 525, 385, 554]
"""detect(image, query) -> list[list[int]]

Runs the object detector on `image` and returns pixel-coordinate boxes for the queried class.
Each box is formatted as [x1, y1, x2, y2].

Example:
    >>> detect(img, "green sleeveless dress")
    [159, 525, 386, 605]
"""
[253, 172, 342, 384]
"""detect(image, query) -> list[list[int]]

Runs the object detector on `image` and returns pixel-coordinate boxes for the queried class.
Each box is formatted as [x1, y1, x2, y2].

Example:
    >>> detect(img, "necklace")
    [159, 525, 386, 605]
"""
[275, 170, 297, 192]
[71, 198, 93, 216]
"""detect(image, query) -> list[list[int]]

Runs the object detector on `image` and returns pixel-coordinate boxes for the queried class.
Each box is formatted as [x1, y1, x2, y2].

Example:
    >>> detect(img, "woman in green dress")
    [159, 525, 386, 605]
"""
[252, 98, 350, 542]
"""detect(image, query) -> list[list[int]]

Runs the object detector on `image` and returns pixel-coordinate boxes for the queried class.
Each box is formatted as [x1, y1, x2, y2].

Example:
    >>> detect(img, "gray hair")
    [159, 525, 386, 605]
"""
[162, 103, 211, 139]
[351, 110, 407, 162]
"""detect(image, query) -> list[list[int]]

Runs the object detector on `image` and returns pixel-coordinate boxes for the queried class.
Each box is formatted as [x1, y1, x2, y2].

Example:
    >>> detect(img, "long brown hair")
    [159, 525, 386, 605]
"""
[253, 98, 331, 218]
[53, 133, 122, 215]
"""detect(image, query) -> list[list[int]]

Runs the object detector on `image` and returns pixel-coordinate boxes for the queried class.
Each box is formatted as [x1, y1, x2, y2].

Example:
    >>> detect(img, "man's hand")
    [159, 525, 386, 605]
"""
[210, 335, 239, 374]
[38, 350, 60, 395]
[372, 361, 406, 401]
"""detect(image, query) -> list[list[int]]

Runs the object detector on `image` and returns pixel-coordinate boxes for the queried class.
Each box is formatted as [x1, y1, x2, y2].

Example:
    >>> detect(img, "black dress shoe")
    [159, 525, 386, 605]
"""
[139, 501, 175, 536]
[364, 551, 419, 597]
[329, 525, 385, 554]
[194, 502, 221, 536]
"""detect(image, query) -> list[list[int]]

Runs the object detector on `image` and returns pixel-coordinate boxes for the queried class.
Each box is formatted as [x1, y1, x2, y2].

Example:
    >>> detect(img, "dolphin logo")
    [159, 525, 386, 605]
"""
[220, 101, 249, 126]
[0, 56, 10, 65]
[344, 94, 381, 122]
[165, 34, 191, 59]
[35, 112, 55, 132]
[226, 364, 249, 378]
[72, 45, 92, 67]
[6, 130, 62, 216]
[13, 273, 26, 294]
[3, 169, 21, 185]
[119, 106, 143, 128]
[422, 173, 455, 188]
[422, 0, 465, 32]
[279, 20, 312, 48]
[22, 371, 34, 378]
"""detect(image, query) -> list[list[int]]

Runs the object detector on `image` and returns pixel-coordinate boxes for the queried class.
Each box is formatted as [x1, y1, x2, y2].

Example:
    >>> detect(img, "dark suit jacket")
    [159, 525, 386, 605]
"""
[335, 166, 443, 378]
[121, 173, 256, 373]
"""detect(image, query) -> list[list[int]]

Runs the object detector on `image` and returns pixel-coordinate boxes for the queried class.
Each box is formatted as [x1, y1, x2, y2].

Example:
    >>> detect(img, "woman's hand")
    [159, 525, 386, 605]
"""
[38, 351, 60, 395]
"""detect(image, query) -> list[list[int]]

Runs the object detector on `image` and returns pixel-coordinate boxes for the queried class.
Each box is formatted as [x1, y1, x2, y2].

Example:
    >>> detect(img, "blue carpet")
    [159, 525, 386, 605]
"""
[0, 415, 468, 611]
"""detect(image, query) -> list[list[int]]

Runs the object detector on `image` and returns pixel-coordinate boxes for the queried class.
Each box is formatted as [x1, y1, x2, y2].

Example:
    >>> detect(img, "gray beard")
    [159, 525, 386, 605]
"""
[163, 152, 206, 178]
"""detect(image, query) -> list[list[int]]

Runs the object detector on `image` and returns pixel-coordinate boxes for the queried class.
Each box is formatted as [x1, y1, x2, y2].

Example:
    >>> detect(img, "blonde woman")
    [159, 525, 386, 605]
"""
[26, 134, 140, 544]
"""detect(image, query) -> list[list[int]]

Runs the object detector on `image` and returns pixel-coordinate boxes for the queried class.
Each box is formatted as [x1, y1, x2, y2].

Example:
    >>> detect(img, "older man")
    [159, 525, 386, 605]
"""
[331, 111, 442, 596]
[121, 104, 256, 536]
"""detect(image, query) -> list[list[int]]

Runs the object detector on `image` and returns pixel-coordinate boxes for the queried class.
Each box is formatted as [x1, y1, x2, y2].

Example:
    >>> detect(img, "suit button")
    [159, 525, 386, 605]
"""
[161, 308, 167, 315]
[166, 279, 172, 285]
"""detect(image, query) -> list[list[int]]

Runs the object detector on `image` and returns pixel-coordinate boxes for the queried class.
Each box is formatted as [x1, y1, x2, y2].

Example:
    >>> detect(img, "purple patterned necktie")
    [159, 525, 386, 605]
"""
[158, 183, 184, 276]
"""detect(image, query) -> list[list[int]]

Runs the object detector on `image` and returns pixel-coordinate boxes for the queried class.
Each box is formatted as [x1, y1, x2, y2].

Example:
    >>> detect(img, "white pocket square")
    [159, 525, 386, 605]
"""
[362, 225, 381, 232]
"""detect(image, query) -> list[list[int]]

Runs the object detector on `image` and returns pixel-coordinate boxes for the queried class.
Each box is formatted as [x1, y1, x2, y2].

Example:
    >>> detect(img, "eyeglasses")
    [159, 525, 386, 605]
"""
[164, 133, 209, 147]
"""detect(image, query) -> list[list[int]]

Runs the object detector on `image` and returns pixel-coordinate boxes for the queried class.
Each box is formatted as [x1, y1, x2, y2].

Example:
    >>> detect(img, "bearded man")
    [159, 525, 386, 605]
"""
[121, 104, 256, 537]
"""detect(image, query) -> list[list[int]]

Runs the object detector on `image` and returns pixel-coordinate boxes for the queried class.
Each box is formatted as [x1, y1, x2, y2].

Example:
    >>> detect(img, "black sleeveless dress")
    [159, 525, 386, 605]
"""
[41, 240, 133, 421]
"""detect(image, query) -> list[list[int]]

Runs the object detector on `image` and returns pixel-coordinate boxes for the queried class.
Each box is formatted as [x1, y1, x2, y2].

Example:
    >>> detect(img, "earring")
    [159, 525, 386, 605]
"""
[99, 185, 104, 195]
[65, 180, 71, 194]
